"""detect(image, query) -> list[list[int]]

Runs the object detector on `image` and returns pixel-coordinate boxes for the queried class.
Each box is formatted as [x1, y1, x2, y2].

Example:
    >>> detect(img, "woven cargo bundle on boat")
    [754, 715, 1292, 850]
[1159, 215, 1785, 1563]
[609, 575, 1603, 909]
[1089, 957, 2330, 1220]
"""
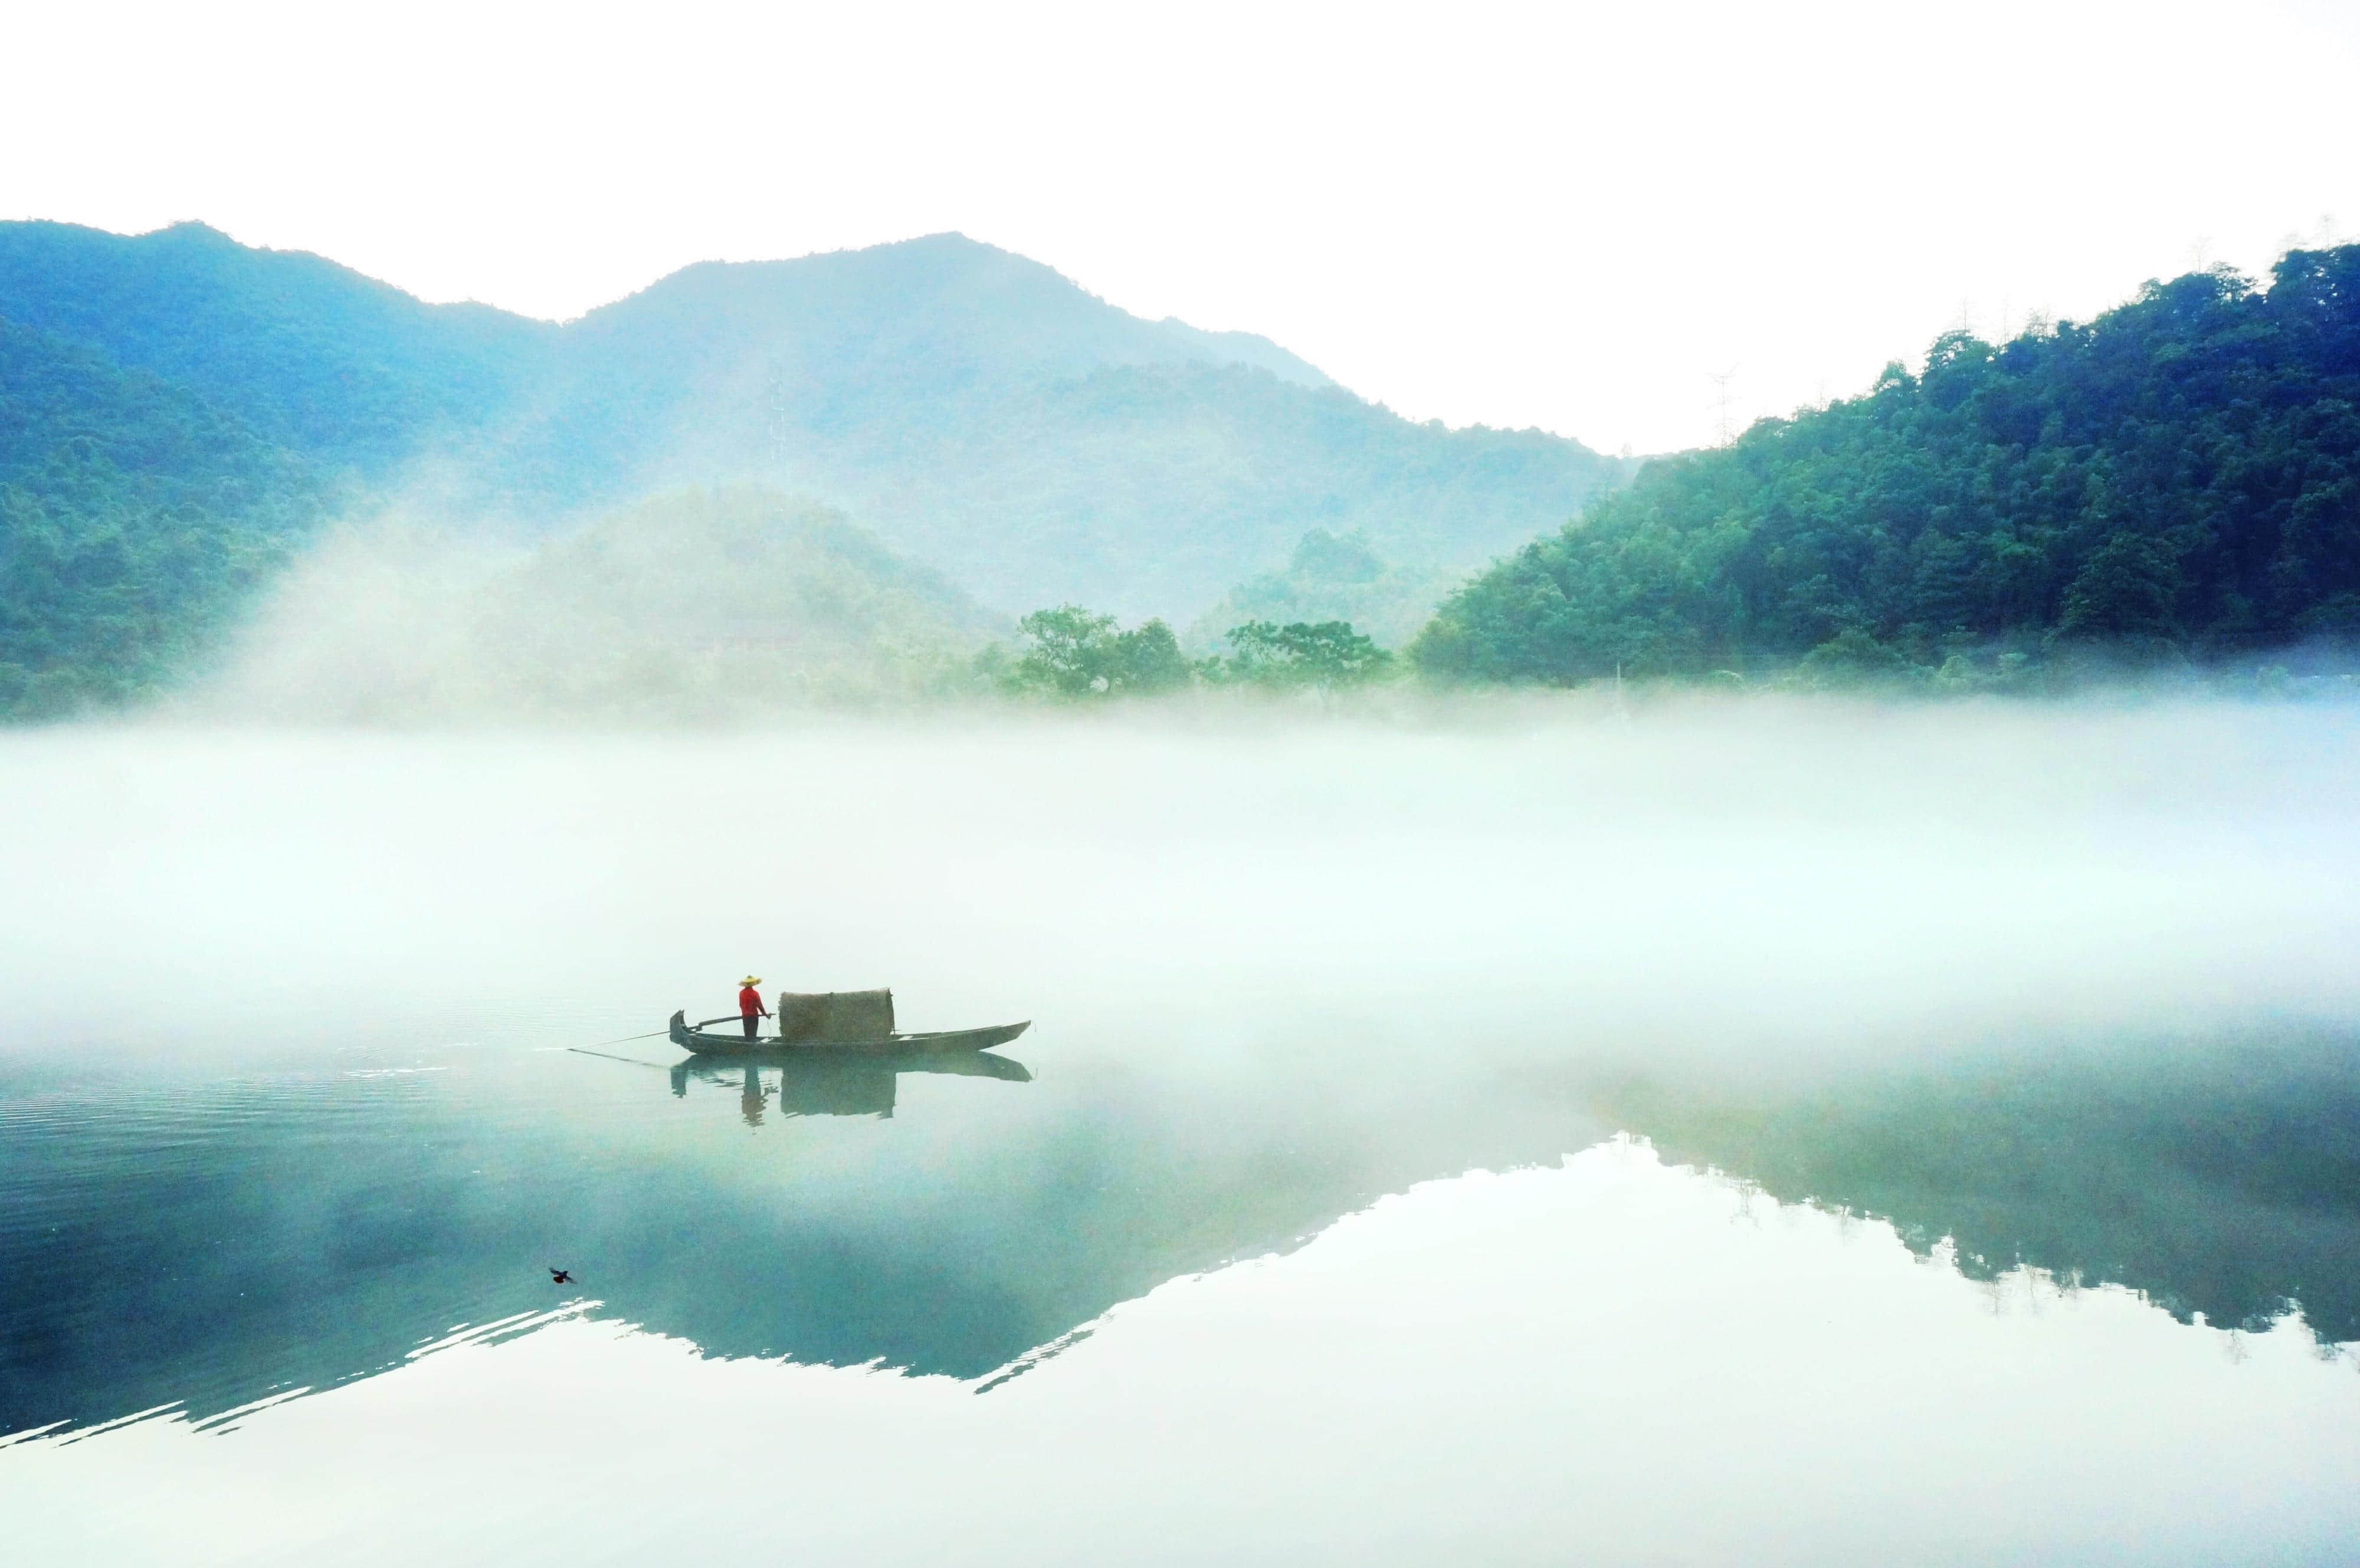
[774, 989, 894, 1042]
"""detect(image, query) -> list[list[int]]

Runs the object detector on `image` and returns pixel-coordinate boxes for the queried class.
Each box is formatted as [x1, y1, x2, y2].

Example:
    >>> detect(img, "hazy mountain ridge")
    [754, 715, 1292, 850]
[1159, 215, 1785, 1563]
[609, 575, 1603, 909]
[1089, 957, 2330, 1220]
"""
[204, 488, 1005, 721]
[472, 234, 1617, 614]
[486, 233, 1340, 516]
[820, 359, 1617, 615]
[0, 219, 1627, 697]
[567, 234, 1332, 393]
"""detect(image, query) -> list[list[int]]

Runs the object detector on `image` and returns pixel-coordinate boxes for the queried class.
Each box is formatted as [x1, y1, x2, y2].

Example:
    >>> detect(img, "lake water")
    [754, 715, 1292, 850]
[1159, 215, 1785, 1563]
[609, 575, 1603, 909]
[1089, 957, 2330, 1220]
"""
[4, 700, 2359, 1564]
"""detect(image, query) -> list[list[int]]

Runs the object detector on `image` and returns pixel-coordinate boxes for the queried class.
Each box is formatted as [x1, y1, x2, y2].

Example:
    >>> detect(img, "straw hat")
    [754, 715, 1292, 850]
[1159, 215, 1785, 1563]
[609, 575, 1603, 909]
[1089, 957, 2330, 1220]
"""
[740, 975, 763, 986]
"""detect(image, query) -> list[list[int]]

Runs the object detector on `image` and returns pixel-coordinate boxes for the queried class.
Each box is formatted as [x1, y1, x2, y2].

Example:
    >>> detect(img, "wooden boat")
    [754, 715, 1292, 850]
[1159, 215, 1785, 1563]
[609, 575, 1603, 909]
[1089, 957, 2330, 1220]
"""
[668, 1009, 1030, 1059]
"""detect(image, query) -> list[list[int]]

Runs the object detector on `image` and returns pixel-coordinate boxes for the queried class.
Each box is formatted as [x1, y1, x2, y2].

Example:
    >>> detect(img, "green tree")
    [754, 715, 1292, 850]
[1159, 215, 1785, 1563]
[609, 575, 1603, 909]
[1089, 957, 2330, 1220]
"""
[1794, 628, 1920, 687]
[2057, 533, 2182, 641]
[1001, 605, 1195, 697]
[1214, 619, 1392, 689]
[1110, 617, 1193, 694]
[1009, 604, 1120, 696]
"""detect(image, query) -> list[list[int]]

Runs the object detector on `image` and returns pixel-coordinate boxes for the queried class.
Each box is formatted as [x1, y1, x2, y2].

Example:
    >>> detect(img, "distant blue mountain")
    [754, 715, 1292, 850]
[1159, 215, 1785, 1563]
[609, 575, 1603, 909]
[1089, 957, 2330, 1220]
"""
[486, 231, 1627, 616]
[572, 233, 1332, 396]
[0, 221, 551, 471]
[0, 221, 1628, 706]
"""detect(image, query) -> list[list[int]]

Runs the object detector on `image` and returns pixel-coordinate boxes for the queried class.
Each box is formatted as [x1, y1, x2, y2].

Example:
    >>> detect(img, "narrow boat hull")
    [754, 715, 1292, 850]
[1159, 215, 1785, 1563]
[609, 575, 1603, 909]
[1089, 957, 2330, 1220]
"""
[668, 1011, 1028, 1059]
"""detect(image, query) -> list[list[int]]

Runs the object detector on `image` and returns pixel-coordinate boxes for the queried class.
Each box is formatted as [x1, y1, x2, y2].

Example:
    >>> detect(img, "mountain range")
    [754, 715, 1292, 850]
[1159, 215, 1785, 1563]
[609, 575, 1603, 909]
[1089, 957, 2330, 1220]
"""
[15, 217, 2358, 716]
[0, 221, 1627, 654]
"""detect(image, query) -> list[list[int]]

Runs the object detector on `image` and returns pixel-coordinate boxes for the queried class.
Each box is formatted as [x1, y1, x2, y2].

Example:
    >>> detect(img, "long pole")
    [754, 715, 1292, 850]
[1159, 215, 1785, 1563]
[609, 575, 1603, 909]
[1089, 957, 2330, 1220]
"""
[574, 1027, 673, 1049]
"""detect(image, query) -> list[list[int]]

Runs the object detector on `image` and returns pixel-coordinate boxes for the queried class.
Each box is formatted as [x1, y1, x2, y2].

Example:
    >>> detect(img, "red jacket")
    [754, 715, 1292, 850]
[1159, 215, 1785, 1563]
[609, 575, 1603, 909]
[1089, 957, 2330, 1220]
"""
[739, 986, 766, 1016]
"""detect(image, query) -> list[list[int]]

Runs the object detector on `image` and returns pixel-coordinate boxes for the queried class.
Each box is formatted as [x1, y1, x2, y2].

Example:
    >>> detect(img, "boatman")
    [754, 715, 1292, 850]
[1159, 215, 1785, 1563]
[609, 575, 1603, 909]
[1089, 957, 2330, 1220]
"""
[738, 976, 770, 1041]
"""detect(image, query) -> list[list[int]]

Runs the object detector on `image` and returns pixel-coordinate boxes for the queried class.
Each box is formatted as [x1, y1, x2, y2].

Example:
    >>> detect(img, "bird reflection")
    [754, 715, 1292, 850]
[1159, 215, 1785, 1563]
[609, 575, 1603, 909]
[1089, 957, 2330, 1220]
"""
[668, 1051, 1031, 1124]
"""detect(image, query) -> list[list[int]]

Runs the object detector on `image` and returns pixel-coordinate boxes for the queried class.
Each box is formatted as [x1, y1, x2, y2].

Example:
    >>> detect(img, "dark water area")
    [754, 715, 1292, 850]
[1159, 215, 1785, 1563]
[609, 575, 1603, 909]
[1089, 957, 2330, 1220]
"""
[4, 710, 2358, 1562]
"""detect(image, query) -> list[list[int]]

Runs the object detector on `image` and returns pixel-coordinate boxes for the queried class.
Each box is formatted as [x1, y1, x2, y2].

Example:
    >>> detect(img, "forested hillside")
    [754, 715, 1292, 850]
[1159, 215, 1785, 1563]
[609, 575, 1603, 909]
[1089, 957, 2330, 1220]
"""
[0, 221, 552, 473]
[0, 318, 330, 716]
[1414, 247, 2360, 684]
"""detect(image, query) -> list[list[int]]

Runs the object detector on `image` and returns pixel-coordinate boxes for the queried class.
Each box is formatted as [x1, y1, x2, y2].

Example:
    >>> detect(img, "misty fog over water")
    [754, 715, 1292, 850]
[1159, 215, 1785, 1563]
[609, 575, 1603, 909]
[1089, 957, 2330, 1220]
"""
[5, 700, 2360, 1563]
[8, 699, 2355, 1054]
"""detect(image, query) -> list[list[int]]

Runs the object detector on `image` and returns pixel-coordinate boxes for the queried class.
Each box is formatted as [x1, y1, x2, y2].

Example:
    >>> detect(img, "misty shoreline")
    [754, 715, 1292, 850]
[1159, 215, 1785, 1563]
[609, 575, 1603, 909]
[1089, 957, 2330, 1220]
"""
[101, 667, 2360, 735]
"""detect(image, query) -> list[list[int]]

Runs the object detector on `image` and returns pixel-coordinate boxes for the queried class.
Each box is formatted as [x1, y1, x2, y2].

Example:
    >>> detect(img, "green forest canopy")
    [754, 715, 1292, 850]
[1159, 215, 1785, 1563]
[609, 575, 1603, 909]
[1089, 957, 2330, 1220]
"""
[986, 603, 1392, 698]
[1413, 246, 2360, 684]
[0, 220, 549, 474]
[0, 317, 331, 716]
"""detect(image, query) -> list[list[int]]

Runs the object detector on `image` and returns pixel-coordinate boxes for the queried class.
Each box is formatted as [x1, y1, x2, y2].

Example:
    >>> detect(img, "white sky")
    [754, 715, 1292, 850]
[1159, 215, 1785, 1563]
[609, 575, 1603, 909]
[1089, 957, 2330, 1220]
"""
[5, 0, 2356, 454]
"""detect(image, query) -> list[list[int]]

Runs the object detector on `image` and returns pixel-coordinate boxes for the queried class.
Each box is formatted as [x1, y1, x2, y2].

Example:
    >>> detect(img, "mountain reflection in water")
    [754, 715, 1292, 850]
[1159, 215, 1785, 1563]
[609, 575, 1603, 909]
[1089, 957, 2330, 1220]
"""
[12, 1139, 2359, 1568]
[0, 1029, 1604, 1435]
[6, 1022, 2358, 1438]
[1593, 1028, 2360, 1342]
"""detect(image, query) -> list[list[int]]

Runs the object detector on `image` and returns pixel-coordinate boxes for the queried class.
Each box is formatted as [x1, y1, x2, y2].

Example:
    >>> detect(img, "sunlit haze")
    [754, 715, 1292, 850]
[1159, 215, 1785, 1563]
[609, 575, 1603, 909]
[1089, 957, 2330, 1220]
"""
[7, 0, 2355, 453]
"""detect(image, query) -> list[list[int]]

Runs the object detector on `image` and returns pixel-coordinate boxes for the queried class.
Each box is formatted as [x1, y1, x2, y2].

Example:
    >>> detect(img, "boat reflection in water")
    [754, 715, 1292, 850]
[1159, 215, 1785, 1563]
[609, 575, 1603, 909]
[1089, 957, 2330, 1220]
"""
[670, 1051, 1032, 1127]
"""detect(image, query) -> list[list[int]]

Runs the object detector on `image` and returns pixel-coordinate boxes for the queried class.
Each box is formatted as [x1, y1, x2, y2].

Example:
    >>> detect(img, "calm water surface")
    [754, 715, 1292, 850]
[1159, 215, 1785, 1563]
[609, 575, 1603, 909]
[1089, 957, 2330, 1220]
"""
[4, 706, 2359, 1564]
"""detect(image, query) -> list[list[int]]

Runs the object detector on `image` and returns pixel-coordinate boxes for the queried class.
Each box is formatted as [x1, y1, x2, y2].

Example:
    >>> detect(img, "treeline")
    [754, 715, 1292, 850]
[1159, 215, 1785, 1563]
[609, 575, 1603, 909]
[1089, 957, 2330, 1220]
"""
[1185, 527, 1464, 652]
[1413, 246, 2360, 685]
[979, 605, 1392, 698]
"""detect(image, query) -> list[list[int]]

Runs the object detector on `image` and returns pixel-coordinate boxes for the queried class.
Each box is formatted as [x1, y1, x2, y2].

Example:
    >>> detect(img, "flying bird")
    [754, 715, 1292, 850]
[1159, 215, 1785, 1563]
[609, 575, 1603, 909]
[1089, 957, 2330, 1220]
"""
[549, 1267, 574, 1285]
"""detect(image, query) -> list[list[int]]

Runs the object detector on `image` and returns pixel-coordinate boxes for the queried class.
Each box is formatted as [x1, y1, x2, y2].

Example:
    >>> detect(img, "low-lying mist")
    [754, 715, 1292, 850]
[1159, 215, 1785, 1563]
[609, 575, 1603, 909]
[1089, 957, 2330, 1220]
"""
[183, 482, 2360, 729]
[8, 696, 2358, 1413]
[190, 488, 1007, 723]
[9, 696, 2356, 1088]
